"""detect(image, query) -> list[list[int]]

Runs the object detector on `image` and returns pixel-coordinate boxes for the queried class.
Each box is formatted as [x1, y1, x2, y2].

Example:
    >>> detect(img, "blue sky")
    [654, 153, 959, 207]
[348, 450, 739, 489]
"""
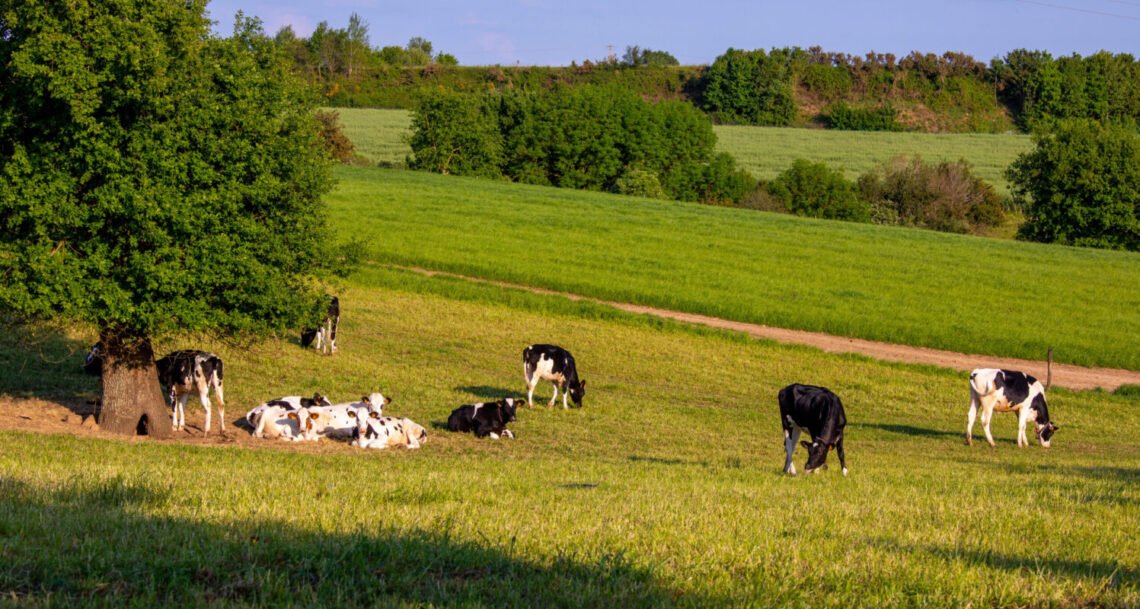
[204, 0, 1140, 66]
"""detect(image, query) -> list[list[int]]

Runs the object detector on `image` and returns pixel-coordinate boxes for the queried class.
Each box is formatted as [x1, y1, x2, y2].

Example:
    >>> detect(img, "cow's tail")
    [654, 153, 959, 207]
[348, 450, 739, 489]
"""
[522, 346, 534, 383]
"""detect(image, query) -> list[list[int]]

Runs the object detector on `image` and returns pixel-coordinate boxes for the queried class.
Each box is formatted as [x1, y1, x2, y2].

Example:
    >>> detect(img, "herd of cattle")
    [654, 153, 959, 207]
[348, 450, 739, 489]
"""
[82, 303, 1060, 473]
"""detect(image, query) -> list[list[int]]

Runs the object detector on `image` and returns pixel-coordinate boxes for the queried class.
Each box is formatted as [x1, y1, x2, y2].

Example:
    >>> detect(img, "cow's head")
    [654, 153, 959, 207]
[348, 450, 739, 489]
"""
[312, 392, 332, 407]
[499, 398, 519, 422]
[365, 392, 391, 414]
[83, 343, 104, 376]
[800, 440, 832, 473]
[569, 379, 586, 407]
[1030, 393, 1057, 448]
[288, 407, 318, 440]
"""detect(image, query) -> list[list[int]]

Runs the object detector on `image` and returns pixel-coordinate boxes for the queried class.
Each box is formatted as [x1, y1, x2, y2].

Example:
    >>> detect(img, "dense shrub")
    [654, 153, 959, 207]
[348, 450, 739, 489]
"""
[858, 157, 1004, 234]
[408, 86, 755, 205]
[1008, 120, 1140, 251]
[767, 160, 869, 221]
[822, 102, 903, 131]
[703, 48, 796, 125]
[314, 110, 356, 163]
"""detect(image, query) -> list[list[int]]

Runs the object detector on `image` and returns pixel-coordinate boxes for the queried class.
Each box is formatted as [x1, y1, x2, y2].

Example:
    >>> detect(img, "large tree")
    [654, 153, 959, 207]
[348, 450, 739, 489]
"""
[1008, 119, 1140, 251]
[0, 2, 336, 435]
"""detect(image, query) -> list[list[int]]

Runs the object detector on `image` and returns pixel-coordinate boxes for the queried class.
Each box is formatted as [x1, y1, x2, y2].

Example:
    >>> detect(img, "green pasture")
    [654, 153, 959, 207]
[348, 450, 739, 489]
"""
[327, 166, 1140, 371]
[2, 269, 1138, 608]
[332, 108, 1031, 195]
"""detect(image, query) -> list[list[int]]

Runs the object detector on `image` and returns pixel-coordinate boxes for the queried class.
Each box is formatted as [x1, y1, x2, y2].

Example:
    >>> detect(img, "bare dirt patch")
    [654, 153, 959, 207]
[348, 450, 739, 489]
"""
[403, 265, 1140, 392]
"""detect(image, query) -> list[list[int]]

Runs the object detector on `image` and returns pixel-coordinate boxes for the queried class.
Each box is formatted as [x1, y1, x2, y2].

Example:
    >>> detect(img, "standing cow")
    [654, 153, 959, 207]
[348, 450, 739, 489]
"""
[155, 350, 226, 436]
[301, 296, 340, 355]
[523, 344, 586, 408]
[967, 368, 1058, 448]
[778, 383, 848, 476]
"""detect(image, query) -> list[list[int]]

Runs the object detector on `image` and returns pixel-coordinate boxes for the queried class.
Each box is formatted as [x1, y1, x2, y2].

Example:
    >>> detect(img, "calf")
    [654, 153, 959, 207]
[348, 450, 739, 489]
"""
[778, 383, 848, 476]
[350, 413, 427, 450]
[252, 405, 320, 442]
[312, 393, 390, 440]
[82, 343, 104, 376]
[244, 393, 332, 428]
[523, 344, 586, 408]
[155, 350, 226, 436]
[301, 296, 340, 355]
[448, 398, 520, 439]
[967, 368, 1058, 448]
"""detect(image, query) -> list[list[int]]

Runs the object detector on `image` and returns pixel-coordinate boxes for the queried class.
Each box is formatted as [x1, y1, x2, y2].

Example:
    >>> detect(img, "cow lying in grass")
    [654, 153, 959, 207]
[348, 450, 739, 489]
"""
[244, 393, 332, 428]
[967, 368, 1058, 448]
[252, 406, 320, 442]
[447, 398, 519, 439]
[349, 411, 427, 449]
[309, 393, 390, 440]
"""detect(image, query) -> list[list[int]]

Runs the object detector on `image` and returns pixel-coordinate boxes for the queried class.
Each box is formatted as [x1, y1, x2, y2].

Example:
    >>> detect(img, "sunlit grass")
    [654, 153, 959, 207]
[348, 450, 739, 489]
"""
[326, 166, 1140, 370]
[2, 271, 1137, 607]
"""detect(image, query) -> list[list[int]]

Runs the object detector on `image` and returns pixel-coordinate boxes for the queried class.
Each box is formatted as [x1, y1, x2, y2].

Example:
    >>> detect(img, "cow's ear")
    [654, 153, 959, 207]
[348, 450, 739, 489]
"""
[347, 409, 357, 419]
[384, 396, 392, 405]
[370, 411, 381, 419]
[800, 440, 811, 449]
[362, 396, 371, 404]
[580, 380, 586, 389]
[1051, 423, 1059, 430]
[287, 412, 298, 420]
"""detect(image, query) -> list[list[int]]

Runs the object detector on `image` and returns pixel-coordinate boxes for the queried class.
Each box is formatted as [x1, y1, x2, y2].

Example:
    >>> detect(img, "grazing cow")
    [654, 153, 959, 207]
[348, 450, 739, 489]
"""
[778, 383, 848, 476]
[967, 368, 1058, 448]
[244, 393, 332, 428]
[523, 344, 586, 408]
[350, 413, 427, 449]
[253, 406, 319, 442]
[301, 296, 340, 355]
[448, 398, 520, 439]
[311, 393, 390, 440]
[155, 350, 226, 436]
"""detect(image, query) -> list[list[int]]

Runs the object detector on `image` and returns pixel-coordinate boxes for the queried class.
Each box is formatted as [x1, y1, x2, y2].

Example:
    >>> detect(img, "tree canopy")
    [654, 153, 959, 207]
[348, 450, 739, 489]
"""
[1, 1, 339, 433]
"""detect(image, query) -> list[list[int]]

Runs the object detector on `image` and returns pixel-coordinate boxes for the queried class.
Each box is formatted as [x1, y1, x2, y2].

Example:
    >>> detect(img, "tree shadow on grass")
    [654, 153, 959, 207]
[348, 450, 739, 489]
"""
[866, 536, 1135, 591]
[0, 476, 698, 608]
[0, 320, 98, 411]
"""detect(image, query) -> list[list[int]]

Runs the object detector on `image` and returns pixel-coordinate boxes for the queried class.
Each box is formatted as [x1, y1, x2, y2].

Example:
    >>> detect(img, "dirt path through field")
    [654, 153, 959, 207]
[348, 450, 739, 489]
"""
[399, 265, 1140, 392]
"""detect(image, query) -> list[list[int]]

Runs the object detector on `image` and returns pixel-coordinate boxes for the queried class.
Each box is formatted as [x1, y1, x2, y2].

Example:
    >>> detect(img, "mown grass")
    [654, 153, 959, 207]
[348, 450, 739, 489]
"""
[327, 166, 1140, 371]
[333, 108, 1031, 196]
[713, 125, 1031, 196]
[2, 270, 1138, 608]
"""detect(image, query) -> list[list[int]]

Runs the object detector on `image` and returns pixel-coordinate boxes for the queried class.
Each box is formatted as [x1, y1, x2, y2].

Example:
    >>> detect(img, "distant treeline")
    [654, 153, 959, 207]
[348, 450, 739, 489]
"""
[271, 16, 1140, 133]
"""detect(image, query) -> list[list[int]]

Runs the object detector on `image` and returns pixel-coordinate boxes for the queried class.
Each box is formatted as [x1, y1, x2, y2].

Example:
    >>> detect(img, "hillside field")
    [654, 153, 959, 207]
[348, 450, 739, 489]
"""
[2, 266, 1138, 608]
[327, 166, 1140, 371]
[331, 108, 1031, 195]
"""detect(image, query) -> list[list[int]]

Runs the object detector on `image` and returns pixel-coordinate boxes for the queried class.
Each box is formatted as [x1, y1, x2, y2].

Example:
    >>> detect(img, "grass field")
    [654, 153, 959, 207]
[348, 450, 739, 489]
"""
[327, 166, 1140, 371]
[332, 108, 1032, 195]
[2, 268, 1138, 608]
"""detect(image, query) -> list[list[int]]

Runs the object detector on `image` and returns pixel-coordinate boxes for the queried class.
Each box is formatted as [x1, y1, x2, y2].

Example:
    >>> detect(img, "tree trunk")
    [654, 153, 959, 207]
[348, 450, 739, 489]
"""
[97, 329, 172, 438]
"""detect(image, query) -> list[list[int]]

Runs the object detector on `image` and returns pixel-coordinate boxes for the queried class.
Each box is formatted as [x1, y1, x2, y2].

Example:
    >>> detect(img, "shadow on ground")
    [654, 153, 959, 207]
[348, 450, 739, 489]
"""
[0, 476, 698, 608]
[0, 321, 97, 414]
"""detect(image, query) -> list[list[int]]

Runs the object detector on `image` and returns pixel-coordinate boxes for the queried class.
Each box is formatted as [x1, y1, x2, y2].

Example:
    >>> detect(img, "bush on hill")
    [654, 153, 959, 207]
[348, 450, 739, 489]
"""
[858, 157, 1004, 233]
[1008, 119, 1140, 251]
[767, 160, 870, 221]
[822, 102, 903, 131]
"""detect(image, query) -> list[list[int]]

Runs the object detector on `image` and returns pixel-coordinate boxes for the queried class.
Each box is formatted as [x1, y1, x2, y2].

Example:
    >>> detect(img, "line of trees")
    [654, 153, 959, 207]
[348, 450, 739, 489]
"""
[407, 86, 755, 205]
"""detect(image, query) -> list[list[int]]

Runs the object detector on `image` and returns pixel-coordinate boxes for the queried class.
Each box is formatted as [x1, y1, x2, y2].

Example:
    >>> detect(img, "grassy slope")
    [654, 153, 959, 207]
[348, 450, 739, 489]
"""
[2, 268, 1137, 608]
[328, 166, 1140, 371]
[333, 108, 1031, 195]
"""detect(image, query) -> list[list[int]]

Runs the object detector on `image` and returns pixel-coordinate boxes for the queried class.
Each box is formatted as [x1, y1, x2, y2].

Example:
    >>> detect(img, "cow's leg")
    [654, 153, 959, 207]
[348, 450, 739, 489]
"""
[1016, 407, 1030, 447]
[197, 380, 212, 437]
[562, 383, 569, 409]
[783, 426, 801, 475]
[548, 382, 558, 408]
[981, 403, 997, 447]
[213, 378, 226, 433]
[966, 390, 979, 446]
[525, 378, 537, 408]
[176, 393, 190, 432]
[836, 435, 848, 476]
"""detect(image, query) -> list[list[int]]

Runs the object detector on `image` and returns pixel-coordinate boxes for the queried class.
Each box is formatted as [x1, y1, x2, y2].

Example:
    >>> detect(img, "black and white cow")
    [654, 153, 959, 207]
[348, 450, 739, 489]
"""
[244, 393, 332, 428]
[523, 344, 586, 408]
[778, 383, 848, 476]
[350, 413, 428, 449]
[968, 368, 1058, 448]
[447, 398, 520, 439]
[155, 350, 226, 436]
[82, 343, 104, 376]
[301, 296, 340, 355]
